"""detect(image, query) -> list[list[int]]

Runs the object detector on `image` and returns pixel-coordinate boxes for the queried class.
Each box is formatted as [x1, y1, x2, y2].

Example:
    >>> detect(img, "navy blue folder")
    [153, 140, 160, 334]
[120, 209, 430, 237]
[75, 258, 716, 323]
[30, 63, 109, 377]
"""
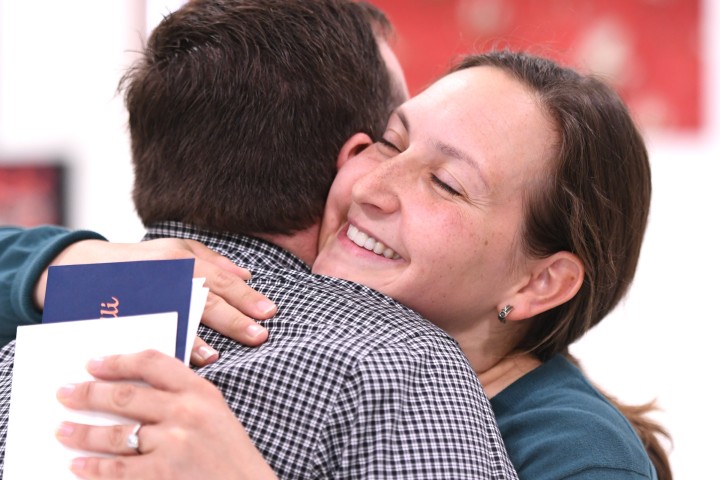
[42, 259, 195, 361]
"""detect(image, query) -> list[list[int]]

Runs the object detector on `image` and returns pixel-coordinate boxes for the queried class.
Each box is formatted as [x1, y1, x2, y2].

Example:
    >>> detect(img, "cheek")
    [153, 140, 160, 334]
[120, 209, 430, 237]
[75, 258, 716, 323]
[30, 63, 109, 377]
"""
[319, 185, 349, 251]
[325, 180, 351, 223]
[323, 166, 363, 225]
[319, 158, 379, 247]
[412, 214, 485, 282]
[412, 216, 504, 294]
[335, 157, 378, 208]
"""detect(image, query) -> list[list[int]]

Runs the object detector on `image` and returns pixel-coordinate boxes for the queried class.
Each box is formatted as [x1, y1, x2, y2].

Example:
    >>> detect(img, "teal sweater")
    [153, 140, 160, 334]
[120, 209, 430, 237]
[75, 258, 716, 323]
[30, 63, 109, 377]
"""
[0, 226, 105, 345]
[490, 355, 657, 479]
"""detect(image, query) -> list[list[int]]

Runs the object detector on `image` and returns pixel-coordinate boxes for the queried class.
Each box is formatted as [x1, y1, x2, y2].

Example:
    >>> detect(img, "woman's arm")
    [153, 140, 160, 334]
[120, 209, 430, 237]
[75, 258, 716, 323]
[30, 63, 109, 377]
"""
[0, 226, 276, 365]
[0, 226, 105, 345]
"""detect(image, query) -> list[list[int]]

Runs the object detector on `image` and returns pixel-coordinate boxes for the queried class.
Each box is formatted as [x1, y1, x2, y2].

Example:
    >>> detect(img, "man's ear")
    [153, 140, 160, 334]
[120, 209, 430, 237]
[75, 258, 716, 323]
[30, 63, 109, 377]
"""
[502, 252, 584, 321]
[336, 133, 373, 170]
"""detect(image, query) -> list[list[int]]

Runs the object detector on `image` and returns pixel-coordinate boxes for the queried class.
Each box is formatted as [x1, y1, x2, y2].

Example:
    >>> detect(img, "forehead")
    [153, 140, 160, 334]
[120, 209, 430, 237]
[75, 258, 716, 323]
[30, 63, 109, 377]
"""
[400, 66, 557, 186]
[406, 66, 546, 131]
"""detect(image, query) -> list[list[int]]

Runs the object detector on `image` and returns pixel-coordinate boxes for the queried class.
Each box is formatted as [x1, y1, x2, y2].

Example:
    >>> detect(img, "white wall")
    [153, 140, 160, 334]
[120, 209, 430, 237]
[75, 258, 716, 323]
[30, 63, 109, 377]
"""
[1, 1, 717, 477]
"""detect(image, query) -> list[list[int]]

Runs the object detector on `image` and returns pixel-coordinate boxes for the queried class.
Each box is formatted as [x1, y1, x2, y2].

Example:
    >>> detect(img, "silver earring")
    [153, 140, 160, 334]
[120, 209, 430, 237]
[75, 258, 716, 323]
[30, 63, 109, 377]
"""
[498, 305, 513, 323]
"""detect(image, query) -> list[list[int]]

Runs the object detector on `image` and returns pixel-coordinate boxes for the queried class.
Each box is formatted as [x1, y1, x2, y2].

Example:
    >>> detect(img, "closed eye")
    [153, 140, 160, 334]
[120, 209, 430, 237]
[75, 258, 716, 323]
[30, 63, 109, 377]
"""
[378, 138, 401, 152]
[431, 174, 461, 196]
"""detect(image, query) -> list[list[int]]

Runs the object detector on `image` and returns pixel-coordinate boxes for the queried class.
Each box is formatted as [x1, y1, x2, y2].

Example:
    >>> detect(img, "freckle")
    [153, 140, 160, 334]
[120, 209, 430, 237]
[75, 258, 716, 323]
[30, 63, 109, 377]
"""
[484, 240, 489, 246]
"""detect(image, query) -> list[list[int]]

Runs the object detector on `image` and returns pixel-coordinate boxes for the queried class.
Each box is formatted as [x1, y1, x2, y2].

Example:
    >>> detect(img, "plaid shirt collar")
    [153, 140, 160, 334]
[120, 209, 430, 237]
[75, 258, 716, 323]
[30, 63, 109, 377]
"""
[143, 221, 311, 275]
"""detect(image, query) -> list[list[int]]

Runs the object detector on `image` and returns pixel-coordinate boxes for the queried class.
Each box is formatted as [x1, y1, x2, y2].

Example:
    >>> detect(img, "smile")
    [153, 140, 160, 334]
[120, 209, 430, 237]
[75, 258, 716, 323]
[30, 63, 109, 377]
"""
[347, 224, 401, 259]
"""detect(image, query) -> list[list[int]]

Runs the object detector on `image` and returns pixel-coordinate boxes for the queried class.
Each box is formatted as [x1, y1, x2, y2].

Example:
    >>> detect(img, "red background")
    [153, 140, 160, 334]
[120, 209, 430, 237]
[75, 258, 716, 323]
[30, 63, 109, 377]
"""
[372, 0, 701, 132]
[0, 164, 65, 227]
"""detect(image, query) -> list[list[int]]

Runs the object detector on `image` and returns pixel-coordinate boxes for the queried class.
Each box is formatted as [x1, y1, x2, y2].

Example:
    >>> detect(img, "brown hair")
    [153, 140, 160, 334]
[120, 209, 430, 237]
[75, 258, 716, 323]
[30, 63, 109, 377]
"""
[452, 51, 671, 478]
[122, 0, 400, 235]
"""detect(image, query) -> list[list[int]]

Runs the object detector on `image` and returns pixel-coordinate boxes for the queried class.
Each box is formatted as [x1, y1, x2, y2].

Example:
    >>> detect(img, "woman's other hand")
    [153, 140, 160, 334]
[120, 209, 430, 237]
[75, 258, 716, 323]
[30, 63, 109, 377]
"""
[37, 238, 276, 366]
[55, 350, 278, 480]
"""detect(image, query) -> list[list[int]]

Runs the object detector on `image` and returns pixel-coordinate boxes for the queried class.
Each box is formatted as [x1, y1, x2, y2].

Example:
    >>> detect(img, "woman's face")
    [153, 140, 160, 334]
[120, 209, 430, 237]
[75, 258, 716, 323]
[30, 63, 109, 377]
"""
[313, 66, 558, 333]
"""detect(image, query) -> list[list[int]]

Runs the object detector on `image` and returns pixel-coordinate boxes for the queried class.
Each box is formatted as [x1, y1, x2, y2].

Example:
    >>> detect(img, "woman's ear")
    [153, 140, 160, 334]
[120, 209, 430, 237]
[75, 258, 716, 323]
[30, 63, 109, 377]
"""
[502, 252, 584, 321]
[336, 133, 373, 170]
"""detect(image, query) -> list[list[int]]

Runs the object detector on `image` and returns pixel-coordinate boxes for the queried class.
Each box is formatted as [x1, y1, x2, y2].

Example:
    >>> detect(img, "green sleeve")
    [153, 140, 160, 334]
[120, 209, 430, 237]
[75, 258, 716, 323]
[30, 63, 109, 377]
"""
[0, 226, 107, 345]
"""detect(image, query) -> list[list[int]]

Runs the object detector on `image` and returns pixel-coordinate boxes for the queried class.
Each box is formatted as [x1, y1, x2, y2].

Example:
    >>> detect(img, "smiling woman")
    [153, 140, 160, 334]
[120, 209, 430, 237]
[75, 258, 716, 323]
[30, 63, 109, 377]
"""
[314, 50, 670, 480]
[314, 65, 560, 339]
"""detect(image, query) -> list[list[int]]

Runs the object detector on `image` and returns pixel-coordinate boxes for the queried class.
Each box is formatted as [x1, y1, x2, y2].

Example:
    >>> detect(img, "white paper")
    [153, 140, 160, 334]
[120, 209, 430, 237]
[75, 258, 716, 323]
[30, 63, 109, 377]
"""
[3, 313, 178, 480]
[183, 277, 209, 365]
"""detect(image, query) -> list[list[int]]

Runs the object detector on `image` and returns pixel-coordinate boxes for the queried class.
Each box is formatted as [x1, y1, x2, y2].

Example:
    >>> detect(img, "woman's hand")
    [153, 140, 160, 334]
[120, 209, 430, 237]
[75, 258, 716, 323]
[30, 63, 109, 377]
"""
[55, 350, 278, 480]
[36, 238, 276, 366]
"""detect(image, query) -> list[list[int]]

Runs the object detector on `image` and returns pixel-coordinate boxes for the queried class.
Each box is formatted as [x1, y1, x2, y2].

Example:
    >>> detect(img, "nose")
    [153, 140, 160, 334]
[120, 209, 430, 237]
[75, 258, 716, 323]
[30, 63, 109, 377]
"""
[351, 156, 404, 215]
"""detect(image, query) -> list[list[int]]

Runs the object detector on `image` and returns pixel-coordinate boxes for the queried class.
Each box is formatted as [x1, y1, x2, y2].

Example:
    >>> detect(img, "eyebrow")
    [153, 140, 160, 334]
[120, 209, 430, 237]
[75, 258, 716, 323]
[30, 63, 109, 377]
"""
[396, 109, 489, 188]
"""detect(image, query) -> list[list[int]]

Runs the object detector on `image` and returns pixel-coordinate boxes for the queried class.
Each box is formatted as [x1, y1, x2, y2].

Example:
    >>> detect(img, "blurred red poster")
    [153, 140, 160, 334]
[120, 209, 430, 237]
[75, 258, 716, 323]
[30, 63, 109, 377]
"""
[374, 0, 701, 132]
[0, 164, 66, 226]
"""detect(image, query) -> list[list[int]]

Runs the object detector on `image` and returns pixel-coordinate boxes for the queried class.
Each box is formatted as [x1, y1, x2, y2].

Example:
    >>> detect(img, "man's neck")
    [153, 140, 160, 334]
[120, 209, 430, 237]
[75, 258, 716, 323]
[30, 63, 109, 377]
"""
[257, 223, 320, 266]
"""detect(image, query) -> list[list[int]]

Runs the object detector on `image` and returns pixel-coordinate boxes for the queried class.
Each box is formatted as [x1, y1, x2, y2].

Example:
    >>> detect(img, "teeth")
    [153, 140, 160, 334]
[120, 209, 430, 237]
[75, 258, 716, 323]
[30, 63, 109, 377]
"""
[372, 242, 385, 255]
[347, 224, 400, 260]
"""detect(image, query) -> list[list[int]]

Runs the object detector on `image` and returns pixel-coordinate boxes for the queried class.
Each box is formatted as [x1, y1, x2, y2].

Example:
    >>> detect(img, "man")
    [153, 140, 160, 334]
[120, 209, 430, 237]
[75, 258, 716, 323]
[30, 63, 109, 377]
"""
[0, 0, 409, 354]
[0, 0, 517, 478]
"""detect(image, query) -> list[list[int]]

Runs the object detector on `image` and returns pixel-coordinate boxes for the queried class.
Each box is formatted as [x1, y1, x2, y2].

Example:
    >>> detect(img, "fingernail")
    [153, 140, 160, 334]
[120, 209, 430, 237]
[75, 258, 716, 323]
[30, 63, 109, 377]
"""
[70, 457, 87, 472]
[256, 299, 276, 315]
[57, 384, 76, 399]
[56, 422, 74, 438]
[247, 324, 267, 338]
[198, 345, 217, 361]
[87, 356, 106, 372]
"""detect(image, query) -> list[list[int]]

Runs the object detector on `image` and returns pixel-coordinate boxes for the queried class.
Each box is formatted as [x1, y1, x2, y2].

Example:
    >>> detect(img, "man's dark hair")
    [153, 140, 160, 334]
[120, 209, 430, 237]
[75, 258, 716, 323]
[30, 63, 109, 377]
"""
[123, 0, 399, 235]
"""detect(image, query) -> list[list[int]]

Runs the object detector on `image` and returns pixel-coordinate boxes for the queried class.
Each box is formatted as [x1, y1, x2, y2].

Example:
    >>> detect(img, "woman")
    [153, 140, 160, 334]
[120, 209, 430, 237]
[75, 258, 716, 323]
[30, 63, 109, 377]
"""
[313, 50, 670, 479]
[36, 51, 670, 478]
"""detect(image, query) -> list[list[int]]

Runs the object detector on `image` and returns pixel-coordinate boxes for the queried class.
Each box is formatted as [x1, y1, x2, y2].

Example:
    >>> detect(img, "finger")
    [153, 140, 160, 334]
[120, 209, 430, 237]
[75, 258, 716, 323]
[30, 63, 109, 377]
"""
[141, 238, 275, 320]
[56, 422, 150, 456]
[184, 239, 253, 280]
[69, 455, 160, 480]
[189, 337, 219, 367]
[197, 263, 277, 321]
[200, 291, 269, 346]
[56, 381, 170, 424]
[160, 240, 274, 346]
[84, 350, 216, 394]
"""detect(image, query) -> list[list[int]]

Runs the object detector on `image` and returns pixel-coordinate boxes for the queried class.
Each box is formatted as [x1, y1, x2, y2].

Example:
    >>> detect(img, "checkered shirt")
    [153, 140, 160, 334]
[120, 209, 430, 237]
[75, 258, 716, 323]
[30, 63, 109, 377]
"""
[0, 221, 517, 479]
